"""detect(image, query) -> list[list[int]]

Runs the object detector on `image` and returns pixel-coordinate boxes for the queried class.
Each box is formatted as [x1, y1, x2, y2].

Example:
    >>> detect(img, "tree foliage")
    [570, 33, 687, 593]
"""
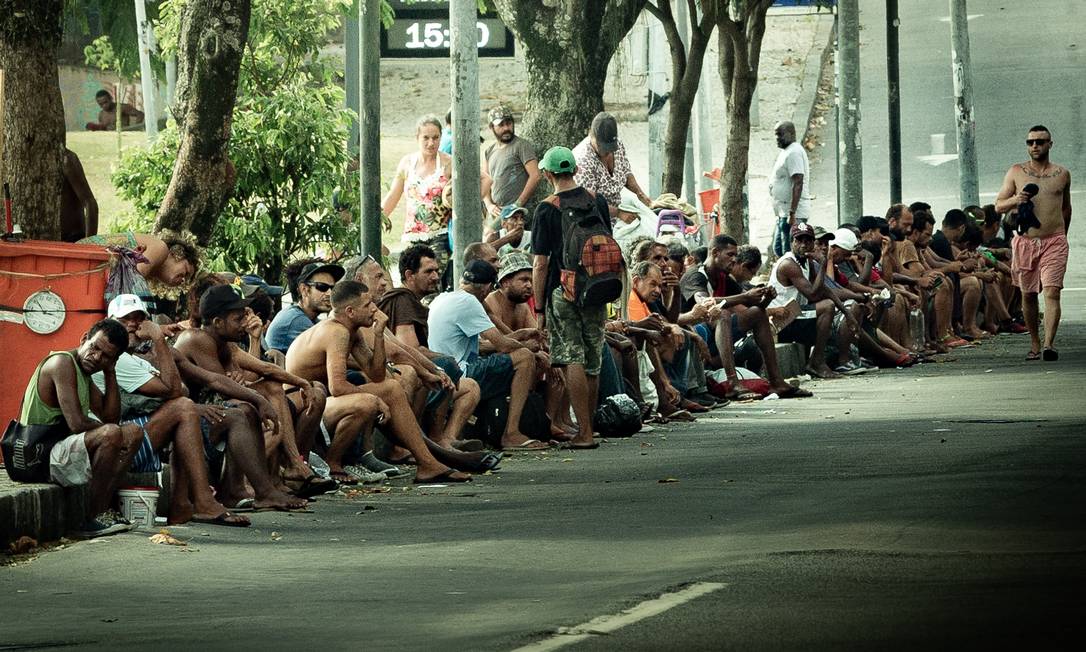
[112, 0, 357, 282]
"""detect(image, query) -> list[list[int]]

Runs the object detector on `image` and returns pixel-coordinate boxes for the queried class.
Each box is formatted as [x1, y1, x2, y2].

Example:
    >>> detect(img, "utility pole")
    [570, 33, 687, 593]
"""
[646, 19, 668, 199]
[949, 0, 979, 207]
[345, 17, 360, 152]
[837, 0, 863, 223]
[450, 0, 482, 280]
[165, 57, 177, 114]
[358, 0, 382, 258]
[886, 0, 902, 204]
[133, 0, 158, 139]
[675, 0, 696, 205]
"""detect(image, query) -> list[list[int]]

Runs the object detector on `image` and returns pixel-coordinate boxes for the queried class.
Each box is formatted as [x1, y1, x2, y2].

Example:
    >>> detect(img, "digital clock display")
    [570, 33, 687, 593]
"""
[381, 10, 515, 58]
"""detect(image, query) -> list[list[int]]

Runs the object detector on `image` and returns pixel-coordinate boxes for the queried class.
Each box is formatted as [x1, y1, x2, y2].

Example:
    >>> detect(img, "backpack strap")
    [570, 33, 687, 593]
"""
[543, 194, 561, 209]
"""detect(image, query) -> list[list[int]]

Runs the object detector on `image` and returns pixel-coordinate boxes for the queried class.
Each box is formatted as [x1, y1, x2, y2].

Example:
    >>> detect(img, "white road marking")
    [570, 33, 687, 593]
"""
[512, 582, 728, 652]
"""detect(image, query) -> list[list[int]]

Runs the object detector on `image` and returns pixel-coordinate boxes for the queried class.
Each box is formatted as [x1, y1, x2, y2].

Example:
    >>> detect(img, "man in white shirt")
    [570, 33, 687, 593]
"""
[769, 121, 811, 258]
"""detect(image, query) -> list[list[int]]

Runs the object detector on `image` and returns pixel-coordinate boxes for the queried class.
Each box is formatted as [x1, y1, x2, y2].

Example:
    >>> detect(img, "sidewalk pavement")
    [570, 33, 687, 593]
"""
[0, 476, 86, 547]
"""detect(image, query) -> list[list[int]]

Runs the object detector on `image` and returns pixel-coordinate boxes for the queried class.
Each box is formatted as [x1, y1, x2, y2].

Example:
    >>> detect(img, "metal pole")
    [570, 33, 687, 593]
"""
[133, 0, 158, 139]
[450, 0, 482, 280]
[837, 0, 863, 224]
[886, 0, 902, 204]
[165, 57, 177, 115]
[647, 20, 667, 199]
[675, 0, 696, 205]
[345, 16, 360, 153]
[949, 0, 979, 207]
[359, 0, 382, 259]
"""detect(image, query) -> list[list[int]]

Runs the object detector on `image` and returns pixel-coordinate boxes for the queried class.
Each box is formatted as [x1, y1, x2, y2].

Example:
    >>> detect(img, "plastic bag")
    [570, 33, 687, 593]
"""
[593, 394, 642, 438]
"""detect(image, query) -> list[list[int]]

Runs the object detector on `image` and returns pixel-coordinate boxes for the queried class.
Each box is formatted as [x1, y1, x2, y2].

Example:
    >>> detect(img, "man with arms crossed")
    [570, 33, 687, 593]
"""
[995, 125, 1072, 361]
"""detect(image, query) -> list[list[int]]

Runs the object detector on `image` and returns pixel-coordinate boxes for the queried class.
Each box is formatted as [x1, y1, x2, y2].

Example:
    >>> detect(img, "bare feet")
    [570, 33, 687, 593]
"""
[254, 490, 308, 511]
[501, 431, 550, 450]
[414, 465, 471, 483]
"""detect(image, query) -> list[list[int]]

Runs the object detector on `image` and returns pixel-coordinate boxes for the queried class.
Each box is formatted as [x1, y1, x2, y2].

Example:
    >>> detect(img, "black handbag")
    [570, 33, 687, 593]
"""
[1, 419, 70, 483]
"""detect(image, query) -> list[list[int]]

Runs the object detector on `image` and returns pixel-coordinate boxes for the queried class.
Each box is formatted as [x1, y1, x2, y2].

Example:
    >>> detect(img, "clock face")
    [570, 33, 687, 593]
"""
[23, 290, 66, 335]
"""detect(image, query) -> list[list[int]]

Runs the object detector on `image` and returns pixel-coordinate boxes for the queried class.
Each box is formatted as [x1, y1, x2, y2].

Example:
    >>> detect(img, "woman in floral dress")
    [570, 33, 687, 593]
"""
[382, 115, 454, 289]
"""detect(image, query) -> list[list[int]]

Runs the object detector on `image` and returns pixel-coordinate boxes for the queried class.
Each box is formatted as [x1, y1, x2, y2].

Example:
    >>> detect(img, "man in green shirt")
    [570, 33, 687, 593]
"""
[19, 319, 138, 538]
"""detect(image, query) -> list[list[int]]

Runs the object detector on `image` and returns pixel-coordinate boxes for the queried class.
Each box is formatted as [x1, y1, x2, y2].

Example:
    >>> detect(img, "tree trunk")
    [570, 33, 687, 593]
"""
[0, 1, 65, 240]
[716, 0, 772, 243]
[491, 0, 646, 150]
[647, 1, 716, 196]
[153, 0, 251, 242]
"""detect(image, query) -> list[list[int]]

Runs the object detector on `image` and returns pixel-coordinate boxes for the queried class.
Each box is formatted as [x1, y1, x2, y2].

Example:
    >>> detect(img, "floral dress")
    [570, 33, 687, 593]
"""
[400, 153, 454, 290]
[400, 153, 451, 243]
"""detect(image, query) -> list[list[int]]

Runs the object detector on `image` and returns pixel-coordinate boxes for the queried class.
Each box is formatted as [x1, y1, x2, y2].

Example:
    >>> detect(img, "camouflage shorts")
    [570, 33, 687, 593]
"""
[547, 287, 607, 375]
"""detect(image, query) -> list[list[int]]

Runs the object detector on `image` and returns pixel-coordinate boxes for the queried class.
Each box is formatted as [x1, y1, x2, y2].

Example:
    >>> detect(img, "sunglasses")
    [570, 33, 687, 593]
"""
[306, 281, 334, 292]
[1026, 138, 1050, 146]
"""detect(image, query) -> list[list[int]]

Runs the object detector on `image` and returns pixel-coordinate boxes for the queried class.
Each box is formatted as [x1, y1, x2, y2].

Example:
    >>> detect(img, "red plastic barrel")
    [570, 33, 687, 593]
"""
[0, 240, 111, 429]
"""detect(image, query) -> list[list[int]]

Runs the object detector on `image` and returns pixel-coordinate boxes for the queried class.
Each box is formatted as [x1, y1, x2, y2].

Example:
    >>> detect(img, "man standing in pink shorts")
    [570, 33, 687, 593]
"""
[995, 125, 1073, 361]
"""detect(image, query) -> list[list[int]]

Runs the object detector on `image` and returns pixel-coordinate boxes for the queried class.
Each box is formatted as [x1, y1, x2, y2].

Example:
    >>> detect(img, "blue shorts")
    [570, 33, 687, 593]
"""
[121, 415, 162, 473]
[464, 354, 514, 402]
[694, 314, 744, 358]
[426, 355, 465, 410]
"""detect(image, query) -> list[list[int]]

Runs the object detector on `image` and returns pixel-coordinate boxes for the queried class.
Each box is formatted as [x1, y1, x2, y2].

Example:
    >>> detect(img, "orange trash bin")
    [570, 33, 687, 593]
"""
[0, 240, 111, 429]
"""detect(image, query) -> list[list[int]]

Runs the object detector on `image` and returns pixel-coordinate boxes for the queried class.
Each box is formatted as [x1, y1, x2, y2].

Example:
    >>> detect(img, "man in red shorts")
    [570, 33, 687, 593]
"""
[995, 125, 1072, 361]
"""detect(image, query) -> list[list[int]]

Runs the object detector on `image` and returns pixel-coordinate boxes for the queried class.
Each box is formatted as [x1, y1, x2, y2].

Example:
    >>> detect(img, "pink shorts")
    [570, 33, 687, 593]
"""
[1012, 232, 1068, 294]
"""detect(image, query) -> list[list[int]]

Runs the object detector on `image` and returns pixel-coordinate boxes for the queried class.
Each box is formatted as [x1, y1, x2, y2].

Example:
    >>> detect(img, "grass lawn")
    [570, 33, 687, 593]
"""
[67, 130, 420, 247]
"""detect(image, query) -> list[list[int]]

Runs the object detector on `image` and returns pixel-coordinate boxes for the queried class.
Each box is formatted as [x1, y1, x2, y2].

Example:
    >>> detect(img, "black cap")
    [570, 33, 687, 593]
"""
[462, 260, 498, 285]
[241, 274, 284, 297]
[200, 284, 254, 320]
[590, 112, 619, 154]
[299, 262, 345, 285]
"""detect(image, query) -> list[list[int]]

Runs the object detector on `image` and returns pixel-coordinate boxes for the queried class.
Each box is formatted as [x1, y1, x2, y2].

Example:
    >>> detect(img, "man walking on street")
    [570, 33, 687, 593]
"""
[769, 121, 811, 258]
[995, 125, 1073, 361]
[532, 146, 622, 449]
[481, 104, 541, 228]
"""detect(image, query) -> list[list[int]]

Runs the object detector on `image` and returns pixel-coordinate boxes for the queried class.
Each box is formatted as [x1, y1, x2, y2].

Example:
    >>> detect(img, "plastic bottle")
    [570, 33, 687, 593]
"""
[909, 308, 926, 352]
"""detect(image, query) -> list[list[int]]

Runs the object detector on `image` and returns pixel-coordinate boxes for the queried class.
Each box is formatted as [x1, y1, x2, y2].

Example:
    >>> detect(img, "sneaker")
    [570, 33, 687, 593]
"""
[688, 393, 720, 408]
[342, 465, 389, 484]
[360, 451, 408, 478]
[833, 362, 868, 376]
[72, 512, 134, 539]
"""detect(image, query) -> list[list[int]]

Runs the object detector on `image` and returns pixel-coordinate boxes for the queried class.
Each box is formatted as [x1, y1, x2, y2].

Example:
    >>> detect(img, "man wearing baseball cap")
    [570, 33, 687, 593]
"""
[767, 222, 861, 379]
[175, 284, 332, 501]
[486, 203, 531, 255]
[267, 260, 344, 353]
[91, 294, 255, 526]
[481, 103, 540, 226]
[429, 261, 550, 451]
[572, 111, 653, 215]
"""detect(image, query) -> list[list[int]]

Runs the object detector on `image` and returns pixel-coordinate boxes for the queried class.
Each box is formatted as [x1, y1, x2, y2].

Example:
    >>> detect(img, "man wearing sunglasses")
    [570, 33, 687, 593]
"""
[995, 125, 1073, 361]
[267, 261, 345, 354]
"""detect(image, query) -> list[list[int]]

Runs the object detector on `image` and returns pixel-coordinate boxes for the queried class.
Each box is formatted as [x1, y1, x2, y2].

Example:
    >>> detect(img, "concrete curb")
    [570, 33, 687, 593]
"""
[775, 342, 809, 380]
[0, 478, 87, 547]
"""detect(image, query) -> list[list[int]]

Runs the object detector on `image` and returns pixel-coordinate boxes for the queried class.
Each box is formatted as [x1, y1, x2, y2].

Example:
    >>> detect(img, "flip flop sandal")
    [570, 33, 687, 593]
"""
[776, 386, 813, 399]
[227, 498, 256, 512]
[1042, 348, 1059, 361]
[413, 468, 473, 484]
[1025, 350, 1041, 361]
[191, 512, 251, 528]
[502, 439, 551, 452]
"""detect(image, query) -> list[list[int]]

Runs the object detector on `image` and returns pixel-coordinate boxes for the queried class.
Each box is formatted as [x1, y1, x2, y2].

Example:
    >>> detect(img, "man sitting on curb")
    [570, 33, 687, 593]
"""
[175, 285, 332, 498]
[16, 319, 137, 538]
[429, 260, 550, 451]
[266, 261, 344, 354]
[92, 295, 250, 526]
[287, 280, 477, 483]
[680, 237, 812, 399]
[768, 223, 860, 379]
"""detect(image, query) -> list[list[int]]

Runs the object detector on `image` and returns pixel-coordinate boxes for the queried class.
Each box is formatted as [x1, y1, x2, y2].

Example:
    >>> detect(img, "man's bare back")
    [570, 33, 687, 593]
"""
[285, 319, 353, 384]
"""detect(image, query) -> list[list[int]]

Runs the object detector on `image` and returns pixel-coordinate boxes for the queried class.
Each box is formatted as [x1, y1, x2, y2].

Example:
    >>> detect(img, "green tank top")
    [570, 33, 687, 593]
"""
[20, 351, 92, 427]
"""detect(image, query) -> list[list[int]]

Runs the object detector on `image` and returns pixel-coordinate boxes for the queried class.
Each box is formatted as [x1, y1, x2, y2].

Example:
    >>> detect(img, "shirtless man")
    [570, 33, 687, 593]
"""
[995, 125, 1073, 361]
[86, 89, 144, 131]
[175, 285, 330, 496]
[286, 280, 472, 483]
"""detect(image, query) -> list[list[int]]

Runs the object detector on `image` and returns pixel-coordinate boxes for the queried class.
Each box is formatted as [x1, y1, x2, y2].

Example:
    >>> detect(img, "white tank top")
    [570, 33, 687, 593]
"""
[769, 252, 810, 309]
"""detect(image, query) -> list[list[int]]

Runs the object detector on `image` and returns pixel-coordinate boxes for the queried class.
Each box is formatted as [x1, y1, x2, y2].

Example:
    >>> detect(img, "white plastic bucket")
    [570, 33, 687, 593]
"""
[117, 486, 159, 529]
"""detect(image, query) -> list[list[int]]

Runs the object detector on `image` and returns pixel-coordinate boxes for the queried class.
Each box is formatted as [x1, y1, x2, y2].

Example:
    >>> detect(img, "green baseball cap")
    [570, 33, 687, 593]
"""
[539, 146, 577, 174]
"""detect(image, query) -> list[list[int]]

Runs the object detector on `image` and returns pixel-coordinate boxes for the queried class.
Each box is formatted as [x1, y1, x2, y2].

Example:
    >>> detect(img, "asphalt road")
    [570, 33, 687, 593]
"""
[2, 299, 1084, 650]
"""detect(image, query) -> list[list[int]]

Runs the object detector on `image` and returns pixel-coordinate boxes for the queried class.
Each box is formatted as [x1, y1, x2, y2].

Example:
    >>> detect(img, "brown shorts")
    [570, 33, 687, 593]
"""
[1012, 232, 1068, 293]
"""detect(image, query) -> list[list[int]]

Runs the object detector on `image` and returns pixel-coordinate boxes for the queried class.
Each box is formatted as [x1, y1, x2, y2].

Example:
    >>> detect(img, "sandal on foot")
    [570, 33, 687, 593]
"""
[414, 468, 472, 484]
[1025, 350, 1041, 361]
[191, 511, 251, 528]
[502, 439, 551, 452]
[1042, 348, 1059, 361]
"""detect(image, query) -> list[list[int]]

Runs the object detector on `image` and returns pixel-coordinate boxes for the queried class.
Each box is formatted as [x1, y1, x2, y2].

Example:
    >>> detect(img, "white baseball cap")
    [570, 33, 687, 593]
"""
[830, 228, 860, 252]
[107, 294, 149, 319]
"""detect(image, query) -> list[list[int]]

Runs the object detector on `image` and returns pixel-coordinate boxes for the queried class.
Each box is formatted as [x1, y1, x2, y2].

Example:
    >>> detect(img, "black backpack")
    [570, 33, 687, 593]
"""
[474, 392, 551, 446]
[544, 191, 624, 307]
